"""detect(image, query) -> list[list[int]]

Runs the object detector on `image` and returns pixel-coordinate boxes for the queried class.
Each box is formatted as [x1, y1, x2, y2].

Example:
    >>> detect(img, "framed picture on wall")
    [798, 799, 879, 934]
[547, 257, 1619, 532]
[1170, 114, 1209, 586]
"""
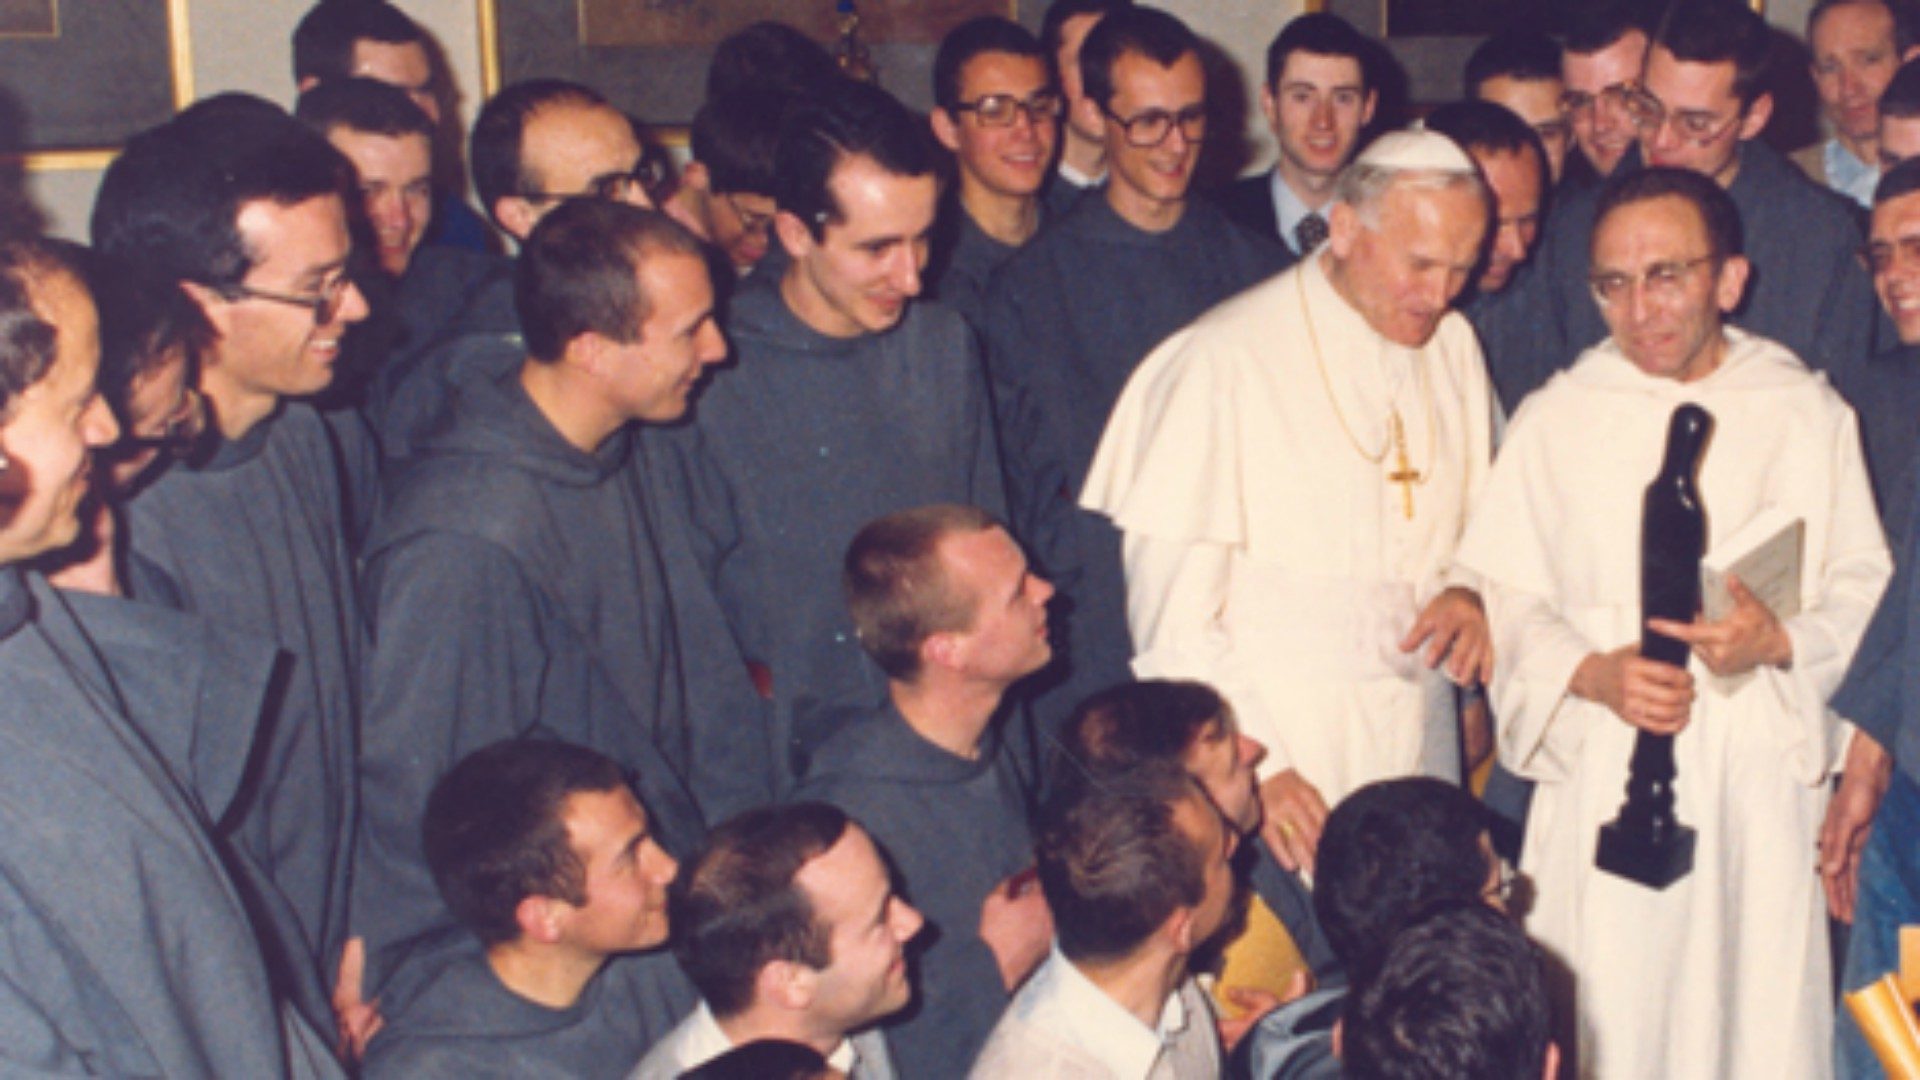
[0, 0, 192, 169]
[480, 0, 1016, 131]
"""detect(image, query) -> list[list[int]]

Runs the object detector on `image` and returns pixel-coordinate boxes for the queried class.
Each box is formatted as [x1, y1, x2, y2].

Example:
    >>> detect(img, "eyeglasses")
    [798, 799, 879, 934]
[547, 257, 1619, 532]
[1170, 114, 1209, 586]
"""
[952, 90, 1064, 128]
[1532, 117, 1572, 145]
[120, 387, 206, 453]
[523, 158, 667, 204]
[1560, 82, 1638, 117]
[722, 192, 775, 236]
[1102, 103, 1208, 147]
[220, 274, 355, 324]
[1620, 88, 1744, 145]
[1589, 255, 1717, 307]
[1863, 236, 1920, 274]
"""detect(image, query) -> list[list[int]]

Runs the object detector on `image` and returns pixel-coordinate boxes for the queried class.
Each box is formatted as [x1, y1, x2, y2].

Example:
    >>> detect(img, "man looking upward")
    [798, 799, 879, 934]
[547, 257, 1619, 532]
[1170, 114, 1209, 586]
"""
[1796, 0, 1920, 206]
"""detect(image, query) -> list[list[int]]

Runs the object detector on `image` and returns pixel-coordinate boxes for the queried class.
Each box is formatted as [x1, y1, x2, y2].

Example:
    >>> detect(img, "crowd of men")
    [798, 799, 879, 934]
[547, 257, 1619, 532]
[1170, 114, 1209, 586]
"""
[10, 0, 1920, 1075]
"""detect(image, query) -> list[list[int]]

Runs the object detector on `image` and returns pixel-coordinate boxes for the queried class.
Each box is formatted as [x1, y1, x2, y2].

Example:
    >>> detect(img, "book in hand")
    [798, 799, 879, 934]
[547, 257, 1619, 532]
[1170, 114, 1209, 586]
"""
[1700, 508, 1804, 623]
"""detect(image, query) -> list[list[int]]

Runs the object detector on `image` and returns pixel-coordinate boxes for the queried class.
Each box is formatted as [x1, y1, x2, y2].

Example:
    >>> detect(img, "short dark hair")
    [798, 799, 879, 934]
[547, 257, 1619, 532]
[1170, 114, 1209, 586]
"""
[85, 253, 210, 428]
[1811, 0, 1920, 55]
[92, 94, 351, 292]
[933, 17, 1049, 112]
[1039, 0, 1134, 61]
[1344, 902, 1552, 1080]
[773, 78, 943, 240]
[1651, 0, 1773, 107]
[1425, 99, 1548, 176]
[1079, 7, 1199, 113]
[1883, 56, 1920, 120]
[294, 76, 434, 140]
[706, 21, 842, 102]
[683, 1040, 833, 1080]
[1038, 760, 1209, 965]
[291, 1, 427, 85]
[515, 199, 708, 364]
[471, 79, 612, 226]
[1464, 31, 1562, 97]
[1594, 165, 1745, 263]
[421, 739, 632, 946]
[669, 803, 851, 1019]
[1264, 12, 1373, 93]
[1565, 0, 1648, 57]
[0, 236, 87, 419]
[1878, 155, 1920, 204]
[1313, 778, 1493, 989]
[690, 89, 786, 198]
[1050, 679, 1229, 793]
[843, 503, 998, 679]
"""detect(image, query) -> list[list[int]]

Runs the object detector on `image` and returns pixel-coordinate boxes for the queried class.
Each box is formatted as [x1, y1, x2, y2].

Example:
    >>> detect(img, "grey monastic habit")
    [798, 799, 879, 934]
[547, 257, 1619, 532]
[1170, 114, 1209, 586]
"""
[0, 568, 345, 1077]
[122, 401, 363, 1033]
[654, 273, 1005, 786]
[982, 193, 1290, 736]
[356, 335, 763, 987]
[927, 199, 1026, 333]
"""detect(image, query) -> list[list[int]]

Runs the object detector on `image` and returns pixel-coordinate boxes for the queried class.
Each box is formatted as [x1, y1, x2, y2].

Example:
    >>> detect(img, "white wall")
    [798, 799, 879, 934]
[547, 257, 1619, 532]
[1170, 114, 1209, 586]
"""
[25, 0, 486, 240]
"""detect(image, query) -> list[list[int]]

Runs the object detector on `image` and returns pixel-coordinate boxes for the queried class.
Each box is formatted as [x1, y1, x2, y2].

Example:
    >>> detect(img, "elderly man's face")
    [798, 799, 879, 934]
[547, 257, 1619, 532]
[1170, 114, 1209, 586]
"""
[1326, 180, 1487, 347]
[1811, 1, 1903, 146]
[1869, 189, 1920, 343]
[1590, 194, 1747, 381]
[1472, 146, 1545, 293]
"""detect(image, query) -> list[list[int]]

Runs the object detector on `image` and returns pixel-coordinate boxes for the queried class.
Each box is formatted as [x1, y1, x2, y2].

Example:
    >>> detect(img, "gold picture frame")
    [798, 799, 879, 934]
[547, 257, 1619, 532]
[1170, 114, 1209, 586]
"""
[2, 0, 193, 173]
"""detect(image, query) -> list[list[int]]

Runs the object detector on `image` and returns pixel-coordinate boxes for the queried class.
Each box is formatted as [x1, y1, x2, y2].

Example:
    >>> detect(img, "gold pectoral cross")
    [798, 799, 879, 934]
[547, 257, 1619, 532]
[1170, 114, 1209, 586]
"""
[1388, 412, 1421, 520]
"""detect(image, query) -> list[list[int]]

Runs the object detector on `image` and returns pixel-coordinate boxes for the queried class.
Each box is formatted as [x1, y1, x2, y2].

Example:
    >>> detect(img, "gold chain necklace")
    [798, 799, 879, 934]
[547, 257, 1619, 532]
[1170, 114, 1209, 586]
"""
[1299, 266, 1437, 519]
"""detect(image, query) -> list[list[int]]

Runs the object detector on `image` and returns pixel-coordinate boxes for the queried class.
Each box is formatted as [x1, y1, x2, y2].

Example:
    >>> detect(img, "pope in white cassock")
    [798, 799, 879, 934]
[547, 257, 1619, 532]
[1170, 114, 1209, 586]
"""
[1082, 128, 1497, 873]
[1454, 168, 1890, 1079]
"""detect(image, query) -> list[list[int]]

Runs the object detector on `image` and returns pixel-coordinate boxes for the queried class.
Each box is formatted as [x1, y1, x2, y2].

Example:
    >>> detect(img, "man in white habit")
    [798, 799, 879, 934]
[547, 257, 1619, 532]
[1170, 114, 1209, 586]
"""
[1081, 127, 1496, 875]
[1454, 166, 1890, 1079]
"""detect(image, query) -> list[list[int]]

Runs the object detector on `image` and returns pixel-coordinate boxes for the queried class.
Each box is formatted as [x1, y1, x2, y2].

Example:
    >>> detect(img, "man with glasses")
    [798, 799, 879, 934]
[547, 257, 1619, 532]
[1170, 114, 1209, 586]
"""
[1084, 128, 1494, 880]
[928, 16, 1060, 331]
[91, 93, 373, 1048]
[660, 88, 784, 276]
[1529, 0, 1878, 390]
[984, 7, 1288, 744]
[1218, 13, 1377, 256]
[1458, 167, 1889, 1078]
[1559, 2, 1648, 191]
[1795, 0, 1920, 207]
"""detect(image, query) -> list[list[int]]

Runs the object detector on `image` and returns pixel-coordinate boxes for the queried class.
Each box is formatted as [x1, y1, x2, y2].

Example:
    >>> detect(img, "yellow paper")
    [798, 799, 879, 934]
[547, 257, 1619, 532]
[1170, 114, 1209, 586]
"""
[1901, 927, 1920, 1005]
[1212, 894, 1307, 1018]
[1845, 975, 1920, 1079]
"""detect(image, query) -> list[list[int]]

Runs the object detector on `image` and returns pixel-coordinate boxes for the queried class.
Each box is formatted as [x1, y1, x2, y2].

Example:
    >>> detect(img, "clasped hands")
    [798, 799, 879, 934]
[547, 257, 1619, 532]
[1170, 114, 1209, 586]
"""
[1578, 574, 1792, 735]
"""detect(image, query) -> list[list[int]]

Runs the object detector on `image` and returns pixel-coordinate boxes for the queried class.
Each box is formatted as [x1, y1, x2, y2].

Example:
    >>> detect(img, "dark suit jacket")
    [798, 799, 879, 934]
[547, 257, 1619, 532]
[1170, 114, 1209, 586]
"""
[1215, 170, 1284, 248]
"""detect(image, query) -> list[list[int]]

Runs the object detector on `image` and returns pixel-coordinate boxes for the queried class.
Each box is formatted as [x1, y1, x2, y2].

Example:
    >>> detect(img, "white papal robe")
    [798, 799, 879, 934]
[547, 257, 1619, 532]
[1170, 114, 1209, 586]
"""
[1454, 331, 1890, 1080]
[1081, 252, 1495, 803]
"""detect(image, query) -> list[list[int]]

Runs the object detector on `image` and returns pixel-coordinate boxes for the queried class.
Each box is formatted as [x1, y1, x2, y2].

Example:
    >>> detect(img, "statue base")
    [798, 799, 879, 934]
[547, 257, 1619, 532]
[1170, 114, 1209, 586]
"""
[1595, 818, 1695, 890]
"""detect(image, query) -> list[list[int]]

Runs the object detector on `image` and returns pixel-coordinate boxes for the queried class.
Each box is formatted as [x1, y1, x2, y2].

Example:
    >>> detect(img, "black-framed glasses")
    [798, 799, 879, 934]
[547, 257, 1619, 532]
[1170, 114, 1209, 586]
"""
[1560, 82, 1638, 117]
[1588, 255, 1716, 307]
[1101, 103, 1208, 147]
[1620, 89, 1743, 145]
[220, 274, 354, 324]
[523, 158, 666, 204]
[953, 90, 1064, 128]
[1863, 236, 1920, 274]
[722, 192, 775, 236]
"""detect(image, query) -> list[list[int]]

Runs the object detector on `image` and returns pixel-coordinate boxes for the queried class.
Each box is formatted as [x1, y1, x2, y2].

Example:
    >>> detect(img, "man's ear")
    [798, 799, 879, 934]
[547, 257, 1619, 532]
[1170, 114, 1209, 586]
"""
[1260, 83, 1280, 134]
[1073, 94, 1107, 146]
[514, 894, 567, 945]
[494, 196, 540, 245]
[177, 280, 232, 340]
[931, 108, 963, 153]
[1736, 92, 1773, 142]
[1163, 904, 1196, 955]
[921, 629, 962, 674]
[1326, 200, 1361, 258]
[1330, 1017, 1343, 1060]
[681, 160, 713, 195]
[774, 210, 816, 263]
[297, 75, 319, 95]
[757, 958, 816, 1011]
[1714, 253, 1752, 314]
[1360, 89, 1379, 128]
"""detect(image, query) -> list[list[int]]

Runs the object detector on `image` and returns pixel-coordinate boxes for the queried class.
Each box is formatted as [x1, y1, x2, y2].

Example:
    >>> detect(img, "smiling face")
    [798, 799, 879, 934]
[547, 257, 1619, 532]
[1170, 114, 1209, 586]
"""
[1591, 194, 1747, 382]
[1265, 50, 1376, 193]
[601, 250, 728, 423]
[1325, 179, 1488, 347]
[1093, 49, 1206, 226]
[934, 51, 1059, 202]
[555, 786, 679, 956]
[1637, 45, 1768, 185]
[195, 193, 369, 436]
[1871, 189, 1920, 342]
[1563, 29, 1647, 176]
[329, 128, 433, 276]
[0, 267, 120, 564]
[1812, 1, 1903, 146]
[778, 153, 939, 338]
[794, 826, 924, 1034]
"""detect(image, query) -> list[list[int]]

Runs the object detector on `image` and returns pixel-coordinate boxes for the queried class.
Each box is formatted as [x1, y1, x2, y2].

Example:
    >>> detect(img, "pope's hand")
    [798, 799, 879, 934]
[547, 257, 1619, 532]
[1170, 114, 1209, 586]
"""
[1400, 586, 1494, 685]
[1260, 769, 1329, 874]
[1646, 574, 1792, 677]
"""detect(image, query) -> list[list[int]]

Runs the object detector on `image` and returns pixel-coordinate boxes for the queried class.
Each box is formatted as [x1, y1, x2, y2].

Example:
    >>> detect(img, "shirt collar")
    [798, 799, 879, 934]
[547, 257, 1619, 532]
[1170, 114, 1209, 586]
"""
[1825, 137, 1878, 208]
[1043, 948, 1192, 1080]
[693, 1002, 862, 1073]
[1269, 169, 1319, 250]
[1058, 160, 1105, 189]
